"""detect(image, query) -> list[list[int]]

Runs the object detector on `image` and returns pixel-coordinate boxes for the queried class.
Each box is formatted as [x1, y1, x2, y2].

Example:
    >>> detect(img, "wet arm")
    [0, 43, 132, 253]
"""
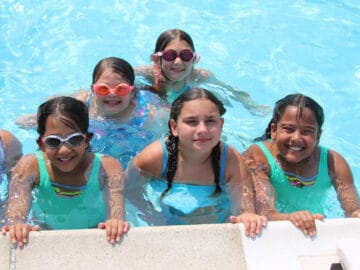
[227, 147, 267, 236]
[329, 150, 360, 217]
[100, 156, 126, 220]
[6, 155, 38, 223]
[194, 68, 270, 116]
[99, 156, 130, 243]
[1, 130, 23, 179]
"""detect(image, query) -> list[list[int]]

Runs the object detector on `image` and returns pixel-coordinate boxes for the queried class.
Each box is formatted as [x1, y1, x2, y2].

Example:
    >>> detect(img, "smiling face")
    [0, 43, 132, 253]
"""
[169, 98, 224, 154]
[154, 37, 195, 82]
[271, 105, 321, 164]
[39, 115, 90, 173]
[91, 70, 134, 118]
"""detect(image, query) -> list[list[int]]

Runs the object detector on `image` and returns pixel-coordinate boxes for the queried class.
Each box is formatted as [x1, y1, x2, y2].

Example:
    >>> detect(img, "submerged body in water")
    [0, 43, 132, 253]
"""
[89, 90, 169, 169]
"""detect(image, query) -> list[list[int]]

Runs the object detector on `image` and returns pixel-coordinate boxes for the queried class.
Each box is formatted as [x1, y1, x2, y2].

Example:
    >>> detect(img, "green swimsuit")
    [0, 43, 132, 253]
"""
[31, 151, 106, 229]
[255, 142, 339, 216]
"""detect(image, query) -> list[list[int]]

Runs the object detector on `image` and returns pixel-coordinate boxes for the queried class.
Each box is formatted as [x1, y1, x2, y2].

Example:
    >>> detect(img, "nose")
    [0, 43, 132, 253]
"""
[291, 130, 302, 141]
[197, 121, 208, 133]
[57, 142, 72, 153]
[173, 55, 182, 64]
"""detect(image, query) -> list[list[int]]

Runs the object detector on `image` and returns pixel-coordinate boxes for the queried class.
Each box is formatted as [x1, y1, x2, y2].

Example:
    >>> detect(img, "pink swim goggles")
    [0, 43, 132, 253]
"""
[92, 83, 134, 96]
[156, 49, 199, 62]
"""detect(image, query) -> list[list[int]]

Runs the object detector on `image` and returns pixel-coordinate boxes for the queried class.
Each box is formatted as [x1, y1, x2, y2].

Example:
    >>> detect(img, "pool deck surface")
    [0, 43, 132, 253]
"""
[1, 218, 359, 270]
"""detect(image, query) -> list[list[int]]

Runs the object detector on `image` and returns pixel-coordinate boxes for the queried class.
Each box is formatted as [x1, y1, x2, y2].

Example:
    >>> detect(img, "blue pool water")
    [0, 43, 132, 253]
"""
[1, 0, 359, 220]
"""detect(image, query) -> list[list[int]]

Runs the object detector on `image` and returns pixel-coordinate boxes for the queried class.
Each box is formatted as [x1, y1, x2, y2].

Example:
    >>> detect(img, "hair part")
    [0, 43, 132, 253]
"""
[37, 96, 90, 137]
[92, 57, 135, 85]
[255, 93, 324, 141]
[154, 29, 195, 52]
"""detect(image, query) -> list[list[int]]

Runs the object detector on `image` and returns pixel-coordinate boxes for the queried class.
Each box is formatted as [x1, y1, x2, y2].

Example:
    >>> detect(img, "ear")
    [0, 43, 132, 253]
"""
[86, 133, 93, 143]
[36, 138, 46, 151]
[90, 84, 95, 94]
[270, 122, 277, 141]
[220, 118, 224, 130]
[85, 133, 93, 149]
[193, 53, 200, 64]
[316, 130, 322, 144]
[151, 53, 160, 63]
[169, 119, 178, 137]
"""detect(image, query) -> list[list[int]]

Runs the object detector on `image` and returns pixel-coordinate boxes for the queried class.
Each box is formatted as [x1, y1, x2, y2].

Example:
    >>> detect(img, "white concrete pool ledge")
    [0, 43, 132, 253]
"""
[1, 218, 359, 270]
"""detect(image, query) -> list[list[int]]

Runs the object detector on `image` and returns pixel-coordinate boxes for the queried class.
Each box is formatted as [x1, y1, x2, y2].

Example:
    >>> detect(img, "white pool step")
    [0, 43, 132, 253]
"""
[1, 218, 359, 270]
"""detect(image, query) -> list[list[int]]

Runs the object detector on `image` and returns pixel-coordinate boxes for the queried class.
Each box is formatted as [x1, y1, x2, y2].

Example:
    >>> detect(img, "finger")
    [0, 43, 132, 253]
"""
[248, 219, 258, 237]
[1, 226, 9, 235]
[9, 226, 18, 244]
[122, 222, 130, 233]
[229, 216, 239, 223]
[243, 220, 251, 237]
[22, 226, 29, 244]
[256, 216, 267, 234]
[31, 225, 40, 232]
[97, 222, 105, 229]
[109, 222, 119, 244]
[313, 214, 324, 220]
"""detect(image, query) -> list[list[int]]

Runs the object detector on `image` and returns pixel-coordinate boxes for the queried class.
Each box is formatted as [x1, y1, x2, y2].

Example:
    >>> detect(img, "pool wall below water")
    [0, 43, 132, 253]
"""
[1, 218, 359, 270]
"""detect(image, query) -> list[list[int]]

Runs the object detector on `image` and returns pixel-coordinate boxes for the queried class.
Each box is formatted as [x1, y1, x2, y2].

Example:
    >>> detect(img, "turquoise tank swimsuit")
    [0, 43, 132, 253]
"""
[148, 141, 231, 225]
[255, 142, 334, 215]
[166, 84, 191, 103]
[88, 90, 154, 168]
[31, 151, 106, 229]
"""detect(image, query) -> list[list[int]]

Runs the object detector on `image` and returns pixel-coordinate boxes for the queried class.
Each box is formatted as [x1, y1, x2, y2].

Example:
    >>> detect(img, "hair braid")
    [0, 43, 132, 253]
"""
[161, 132, 179, 197]
[211, 142, 222, 194]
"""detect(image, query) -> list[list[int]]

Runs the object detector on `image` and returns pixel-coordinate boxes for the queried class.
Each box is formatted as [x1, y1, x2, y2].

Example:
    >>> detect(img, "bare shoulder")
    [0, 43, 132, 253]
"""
[134, 65, 154, 77]
[133, 140, 163, 177]
[99, 154, 123, 173]
[12, 154, 40, 185]
[327, 148, 352, 180]
[0, 130, 21, 149]
[243, 142, 268, 162]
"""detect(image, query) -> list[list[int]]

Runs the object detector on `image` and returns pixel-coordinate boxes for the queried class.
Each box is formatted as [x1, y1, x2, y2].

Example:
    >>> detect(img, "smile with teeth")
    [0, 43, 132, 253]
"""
[288, 146, 302, 151]
[58, 156, 74, 162]
[105, 100, 121, 105]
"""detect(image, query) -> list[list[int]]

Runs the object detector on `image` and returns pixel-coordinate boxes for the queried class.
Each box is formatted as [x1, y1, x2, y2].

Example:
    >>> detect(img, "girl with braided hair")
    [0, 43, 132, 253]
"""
[130, 88, 266, 237]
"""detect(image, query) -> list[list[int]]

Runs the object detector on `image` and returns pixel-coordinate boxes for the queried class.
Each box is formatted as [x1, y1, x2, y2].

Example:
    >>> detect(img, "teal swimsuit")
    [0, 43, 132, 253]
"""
[255, 142, 339, 216]
[166, 84, 191, 103]
[31, 151, 106, 229]
[148, 141, 231, 225]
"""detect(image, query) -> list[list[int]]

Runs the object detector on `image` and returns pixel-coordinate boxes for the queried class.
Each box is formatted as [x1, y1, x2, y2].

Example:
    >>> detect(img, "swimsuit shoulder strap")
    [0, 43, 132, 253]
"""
[89, 153, 102, 182]
[35, 150, 51, 188]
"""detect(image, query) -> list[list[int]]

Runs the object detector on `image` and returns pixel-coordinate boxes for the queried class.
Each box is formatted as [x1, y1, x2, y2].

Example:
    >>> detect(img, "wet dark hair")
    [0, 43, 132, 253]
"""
[37, 96, 90, 137]
[154, 29, 195, 52]
[255, 93, 324, 141]
[163, 88, 226, 196]
[92, 57, 135, 85]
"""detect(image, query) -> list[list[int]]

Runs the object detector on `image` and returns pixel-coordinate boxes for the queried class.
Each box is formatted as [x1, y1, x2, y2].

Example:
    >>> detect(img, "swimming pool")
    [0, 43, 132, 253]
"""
[1, 0, 359, 220]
